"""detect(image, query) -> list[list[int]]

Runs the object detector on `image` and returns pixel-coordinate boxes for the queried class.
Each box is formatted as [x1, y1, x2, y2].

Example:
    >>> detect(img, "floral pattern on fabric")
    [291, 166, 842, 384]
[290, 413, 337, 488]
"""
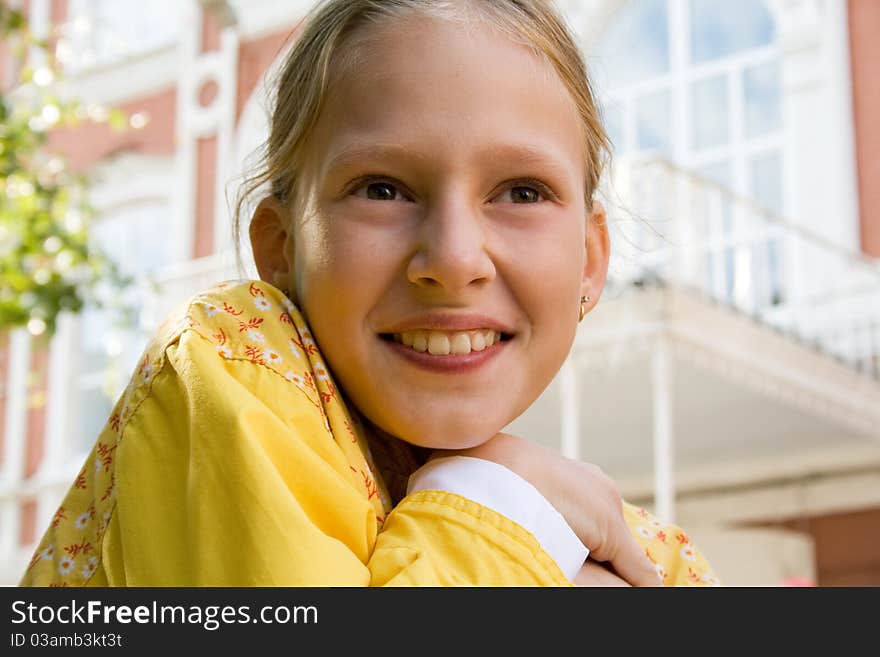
[623, 503, 721, 586]
[21, 280, 391, 586]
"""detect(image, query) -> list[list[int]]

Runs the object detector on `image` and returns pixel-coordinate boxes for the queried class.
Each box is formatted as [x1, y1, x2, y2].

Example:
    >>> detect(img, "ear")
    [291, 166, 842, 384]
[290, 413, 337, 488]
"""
[581, 199, 610, 315]
[249, 196, 293, 293]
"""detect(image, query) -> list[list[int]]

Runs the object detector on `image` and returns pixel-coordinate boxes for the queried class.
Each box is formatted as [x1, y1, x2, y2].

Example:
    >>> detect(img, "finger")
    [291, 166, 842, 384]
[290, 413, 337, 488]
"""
[573, 560, 631, 587]
[607, 525, 663, 587]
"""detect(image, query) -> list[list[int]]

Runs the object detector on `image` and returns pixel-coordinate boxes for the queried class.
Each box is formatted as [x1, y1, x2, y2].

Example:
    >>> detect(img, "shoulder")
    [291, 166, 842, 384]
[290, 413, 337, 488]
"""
[19, 282, 354, 587]
[622, 502, 722, 586]
[146, 279, 300, 357]
[140, 278, 317, 380]
[111, 279, 325, 444]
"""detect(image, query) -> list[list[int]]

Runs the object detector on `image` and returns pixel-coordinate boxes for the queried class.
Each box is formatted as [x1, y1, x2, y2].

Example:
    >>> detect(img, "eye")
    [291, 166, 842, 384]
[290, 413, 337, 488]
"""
[505, 186, 542, 204]
[350, 177, 411, 202]
[493, 179, 556, 204]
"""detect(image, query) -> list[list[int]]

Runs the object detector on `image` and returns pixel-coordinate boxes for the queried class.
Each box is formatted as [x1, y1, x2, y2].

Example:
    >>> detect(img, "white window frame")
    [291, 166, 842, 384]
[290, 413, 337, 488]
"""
[595, 0, 785, 203]
[587, 0, 787, 310]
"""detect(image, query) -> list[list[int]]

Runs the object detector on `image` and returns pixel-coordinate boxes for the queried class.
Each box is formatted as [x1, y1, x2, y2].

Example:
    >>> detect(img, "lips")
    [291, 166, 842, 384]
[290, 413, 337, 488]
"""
[379, 312, 515, 335]
[379, 330, 511, 373]
[377, 312, 515, 370]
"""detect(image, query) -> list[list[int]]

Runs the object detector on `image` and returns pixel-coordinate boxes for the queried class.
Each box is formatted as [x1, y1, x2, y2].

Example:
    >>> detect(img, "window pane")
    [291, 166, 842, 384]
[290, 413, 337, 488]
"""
[80, 306, 112, 372]
[73, 384, 114, 456]
[748, 152, 784, 304]
[593, 0, 670, 90]
[91, 202, 175, 278]
[690, 0, 776, 64]
[748, 151, 783, 213]
[635, 90, 672, 153]
[691, 76, 729, 150]
[699, 161, 734, 301]
[700, 160, 732, 188]
[744, 61, 782, 138]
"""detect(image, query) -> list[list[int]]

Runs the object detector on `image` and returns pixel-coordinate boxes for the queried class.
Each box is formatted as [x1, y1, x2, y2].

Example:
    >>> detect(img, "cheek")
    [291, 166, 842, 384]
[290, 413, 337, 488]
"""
[294, 215, 400, 343]
[507, 221, 584, 376]
[509, 220, 585, 314]
[293, 217, 350, 339]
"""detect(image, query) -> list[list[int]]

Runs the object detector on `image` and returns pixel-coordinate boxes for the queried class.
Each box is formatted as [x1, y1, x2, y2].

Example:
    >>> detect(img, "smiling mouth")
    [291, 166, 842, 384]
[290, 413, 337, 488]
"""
[379, 329, 514, 355]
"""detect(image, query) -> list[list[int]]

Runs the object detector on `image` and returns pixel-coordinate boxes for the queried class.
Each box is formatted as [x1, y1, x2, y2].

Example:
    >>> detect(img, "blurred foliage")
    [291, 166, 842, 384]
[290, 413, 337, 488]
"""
[0, 2, 135, 340]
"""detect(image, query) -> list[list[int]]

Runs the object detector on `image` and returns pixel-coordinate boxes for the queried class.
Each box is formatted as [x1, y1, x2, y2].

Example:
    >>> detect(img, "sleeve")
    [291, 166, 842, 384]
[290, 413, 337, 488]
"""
[22, 326, 574, 586]
[623, 503, 722, 587]
[406, 456, 589, 580]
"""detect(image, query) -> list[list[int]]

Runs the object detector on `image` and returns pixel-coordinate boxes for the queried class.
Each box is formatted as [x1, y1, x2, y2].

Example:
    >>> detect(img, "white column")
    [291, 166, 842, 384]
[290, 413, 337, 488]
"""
[37, 313, 76, 530]
[669, 0, 690, 166]
[27, 0, 50, 68]
[212, 25, 241, 270]
[824, 0, 860, 252]
[652, 335, 675, 523]
[172, 0, 202, 264]
[773, 0, 859, 308]
[559, 357, 581, 461]
[0, 330, 32, 559]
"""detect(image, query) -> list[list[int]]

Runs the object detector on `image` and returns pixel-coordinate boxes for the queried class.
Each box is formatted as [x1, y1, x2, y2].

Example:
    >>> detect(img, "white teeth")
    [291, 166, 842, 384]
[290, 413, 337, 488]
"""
[450, 333, 471, 355]
[427, 333, 450, 355]
[412, 333, 428, 352]
[392, 329, 504, 355]
[471, 331, 486, 351]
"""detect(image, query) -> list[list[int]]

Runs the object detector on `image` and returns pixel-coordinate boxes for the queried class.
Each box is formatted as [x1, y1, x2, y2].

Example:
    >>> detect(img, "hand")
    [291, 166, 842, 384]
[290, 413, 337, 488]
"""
[572, 559, 631, 587]
[430, 432, 661, 587]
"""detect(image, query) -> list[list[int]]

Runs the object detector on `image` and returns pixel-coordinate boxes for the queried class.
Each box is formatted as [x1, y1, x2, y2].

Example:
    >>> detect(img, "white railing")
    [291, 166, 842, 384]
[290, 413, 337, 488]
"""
[601, 157, 880, 380]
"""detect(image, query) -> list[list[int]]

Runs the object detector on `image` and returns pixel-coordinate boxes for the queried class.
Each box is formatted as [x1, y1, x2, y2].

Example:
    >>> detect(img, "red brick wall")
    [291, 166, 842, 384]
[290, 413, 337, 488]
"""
[778, 507, 880, 586]
[201, 9, 223, 53]
[0, 334, 8, 469]
[194, 135, 217, 258]
[48, 0, 66, 25]
[24, 340, 49, 478]
[47, 88, 177, 172]
[849, 0, 880, 257]
[236, 29, 294, 122]
[0, 26, 10, 91]
[19, 499, 38, 547]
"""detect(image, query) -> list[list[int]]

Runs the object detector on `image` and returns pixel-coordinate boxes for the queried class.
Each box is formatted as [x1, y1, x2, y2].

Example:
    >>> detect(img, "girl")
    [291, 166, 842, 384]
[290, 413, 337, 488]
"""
[21, 0, 718, 587]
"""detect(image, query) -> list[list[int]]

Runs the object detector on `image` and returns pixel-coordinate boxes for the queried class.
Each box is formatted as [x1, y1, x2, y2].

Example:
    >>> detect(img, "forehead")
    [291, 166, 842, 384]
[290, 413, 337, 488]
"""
[306, 14, 585, 180]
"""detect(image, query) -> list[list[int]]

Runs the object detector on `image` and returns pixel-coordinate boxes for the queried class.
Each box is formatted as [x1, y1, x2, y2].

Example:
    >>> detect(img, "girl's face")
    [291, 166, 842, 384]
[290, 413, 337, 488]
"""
[260, 15, 609, 449]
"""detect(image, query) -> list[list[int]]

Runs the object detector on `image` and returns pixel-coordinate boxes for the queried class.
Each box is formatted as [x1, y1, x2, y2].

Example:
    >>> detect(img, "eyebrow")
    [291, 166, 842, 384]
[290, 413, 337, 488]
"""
[324, 141, 573, 176]
[325, 142, 432, 173]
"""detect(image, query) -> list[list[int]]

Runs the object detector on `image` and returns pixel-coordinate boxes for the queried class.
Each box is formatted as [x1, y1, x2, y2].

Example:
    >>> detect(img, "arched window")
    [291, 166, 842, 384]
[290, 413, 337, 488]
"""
[592, 0, 785, 304]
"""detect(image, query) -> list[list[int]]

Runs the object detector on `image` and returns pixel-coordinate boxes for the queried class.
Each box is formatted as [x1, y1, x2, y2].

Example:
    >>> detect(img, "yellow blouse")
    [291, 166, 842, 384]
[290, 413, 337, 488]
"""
[19, 279, 719, 587]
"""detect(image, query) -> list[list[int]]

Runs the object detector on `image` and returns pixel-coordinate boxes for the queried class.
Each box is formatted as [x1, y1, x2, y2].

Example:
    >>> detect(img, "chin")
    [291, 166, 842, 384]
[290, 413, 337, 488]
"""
[393, 417, 501, 451]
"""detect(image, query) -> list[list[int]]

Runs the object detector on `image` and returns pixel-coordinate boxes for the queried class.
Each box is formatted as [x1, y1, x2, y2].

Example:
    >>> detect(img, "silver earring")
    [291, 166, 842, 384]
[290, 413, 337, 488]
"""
[578, 295, 591, 322]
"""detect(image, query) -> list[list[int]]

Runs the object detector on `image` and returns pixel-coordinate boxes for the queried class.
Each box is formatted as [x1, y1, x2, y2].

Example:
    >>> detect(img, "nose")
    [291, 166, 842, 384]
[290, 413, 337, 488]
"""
[406, 193, 496, 293]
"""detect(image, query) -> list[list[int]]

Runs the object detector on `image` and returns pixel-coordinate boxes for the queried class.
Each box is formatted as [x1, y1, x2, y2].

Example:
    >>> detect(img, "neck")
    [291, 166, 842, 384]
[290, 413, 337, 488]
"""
[347, 407, 431, 505]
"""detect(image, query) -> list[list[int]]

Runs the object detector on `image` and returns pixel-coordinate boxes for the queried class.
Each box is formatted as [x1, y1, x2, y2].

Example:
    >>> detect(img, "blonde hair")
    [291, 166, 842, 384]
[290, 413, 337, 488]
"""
[233, 0, 610, 269]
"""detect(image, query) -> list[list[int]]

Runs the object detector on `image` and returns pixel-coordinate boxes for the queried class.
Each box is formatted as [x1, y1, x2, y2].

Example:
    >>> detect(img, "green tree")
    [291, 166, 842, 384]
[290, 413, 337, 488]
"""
[0, 2, 134, 341]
